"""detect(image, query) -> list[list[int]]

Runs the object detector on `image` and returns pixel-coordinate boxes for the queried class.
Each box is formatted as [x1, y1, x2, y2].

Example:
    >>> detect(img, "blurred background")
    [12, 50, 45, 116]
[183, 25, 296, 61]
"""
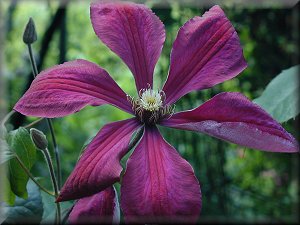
[0, 0, 299, 223]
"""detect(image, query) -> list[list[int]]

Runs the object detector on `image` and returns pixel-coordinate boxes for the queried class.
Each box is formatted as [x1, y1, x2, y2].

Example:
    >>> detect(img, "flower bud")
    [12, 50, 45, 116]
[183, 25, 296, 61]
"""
[23, 17, 37, 44]
[30, 128, 48, 150]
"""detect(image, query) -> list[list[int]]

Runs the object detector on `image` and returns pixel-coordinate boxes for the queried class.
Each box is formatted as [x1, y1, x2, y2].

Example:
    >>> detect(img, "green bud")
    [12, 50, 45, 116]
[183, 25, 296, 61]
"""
[23, 17, 37, 44]
[30, 128, 48, 150]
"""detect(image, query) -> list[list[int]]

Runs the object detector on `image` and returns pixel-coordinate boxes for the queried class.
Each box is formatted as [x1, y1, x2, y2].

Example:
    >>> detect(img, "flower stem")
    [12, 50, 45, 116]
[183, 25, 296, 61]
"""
[41, 148, 61, 224]
[24, 117, 44, 128]
[1, 110, 15, 127]
[46, 119, 61, 188]
[26, 44, 62, 188]
[27, 44, 38, 77]
[27, 43, 61, 224]
[15, 154, 55, 197]
[61, 205, 74, 224]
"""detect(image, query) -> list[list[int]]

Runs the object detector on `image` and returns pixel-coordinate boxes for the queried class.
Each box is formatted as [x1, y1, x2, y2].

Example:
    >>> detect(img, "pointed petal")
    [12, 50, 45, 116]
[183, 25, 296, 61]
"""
[163, 5, 247, 104]
[14, 59, 133, 118]
[121, 126, 201, 224]
[161, 92, 299, 153]
[57, 118, 141, 202]
[90, 2, 165, 91]
[68, 186, 120, 224]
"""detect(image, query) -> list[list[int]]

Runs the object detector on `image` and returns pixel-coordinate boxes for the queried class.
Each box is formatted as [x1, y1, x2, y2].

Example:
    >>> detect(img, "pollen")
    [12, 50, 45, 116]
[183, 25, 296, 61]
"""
[127, 87, 174, 125]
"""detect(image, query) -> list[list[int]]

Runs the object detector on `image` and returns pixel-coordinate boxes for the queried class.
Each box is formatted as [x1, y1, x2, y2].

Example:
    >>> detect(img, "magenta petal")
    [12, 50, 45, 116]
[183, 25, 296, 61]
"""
[161, 92, 299, 153]
[163, 5, 247, 104]
[121, 126, 201, 224]
[68, 186, 120, 224]
[90, 2, 165, 91]
[57, 118, 141, 202]
[14, 59, 133, 118]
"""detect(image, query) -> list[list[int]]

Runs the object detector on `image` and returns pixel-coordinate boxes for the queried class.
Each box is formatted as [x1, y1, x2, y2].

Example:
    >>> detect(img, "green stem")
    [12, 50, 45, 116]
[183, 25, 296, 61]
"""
[27, 44, 38, 77]
[46, 119, 61, 188]
[61, 205, 74, 224]
[1, 110, 15, 127]
[24, 117, 44, 128]
[15, 154, 55, 197]
[42, 148, 61, 225]
[26, 44, 61, 188]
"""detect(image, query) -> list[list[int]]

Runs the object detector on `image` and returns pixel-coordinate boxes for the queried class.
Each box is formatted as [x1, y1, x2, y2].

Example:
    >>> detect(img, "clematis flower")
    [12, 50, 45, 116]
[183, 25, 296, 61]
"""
[14, 1, 299, 224]
[68, 186, 120, 224]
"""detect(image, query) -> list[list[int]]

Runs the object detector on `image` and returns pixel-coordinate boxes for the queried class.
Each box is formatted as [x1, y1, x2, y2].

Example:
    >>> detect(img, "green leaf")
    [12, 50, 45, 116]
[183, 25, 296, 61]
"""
[6, 127, 37, 199]
[0, 150, 15, 165]
[0, 166, 16, 206]
[41, 192, 73, 224]
[254, 65, 300, 123]
[2, 180, 44, 224]
[0, 138, 15, 165]
[0, 124, 15, 165]
[0, 125, 16, 206]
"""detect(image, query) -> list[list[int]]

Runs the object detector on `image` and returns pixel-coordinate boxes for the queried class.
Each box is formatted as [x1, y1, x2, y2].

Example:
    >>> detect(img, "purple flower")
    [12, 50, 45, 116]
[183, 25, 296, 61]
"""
[14, 2, 299, 223]
[68, 186, 120, 224]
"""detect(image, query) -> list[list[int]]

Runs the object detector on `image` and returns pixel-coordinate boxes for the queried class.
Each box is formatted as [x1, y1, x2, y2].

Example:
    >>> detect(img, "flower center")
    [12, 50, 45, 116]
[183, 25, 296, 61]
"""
[127, 87, 174, 125]
[140, 89, 162, 111]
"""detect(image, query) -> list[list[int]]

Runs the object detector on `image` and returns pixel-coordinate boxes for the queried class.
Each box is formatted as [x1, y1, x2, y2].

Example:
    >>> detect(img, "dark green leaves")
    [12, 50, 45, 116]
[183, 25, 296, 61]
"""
[41, 192, 73, 224]
[2, 180, 44, 224]
[254, 65, 299, 123]
[7, 127, 37, 199]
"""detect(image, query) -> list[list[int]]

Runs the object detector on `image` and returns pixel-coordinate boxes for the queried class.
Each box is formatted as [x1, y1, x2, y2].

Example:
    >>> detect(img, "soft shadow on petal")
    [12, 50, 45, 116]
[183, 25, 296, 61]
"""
[90, 1, 165, 91]
[163, 5, 247, 104]
[14, 59, 133, 118]
[121, 126, 201, 224]
[68, 186, 120, 224]
[57, 118, 142, 202]
[161, 92, 299, 153]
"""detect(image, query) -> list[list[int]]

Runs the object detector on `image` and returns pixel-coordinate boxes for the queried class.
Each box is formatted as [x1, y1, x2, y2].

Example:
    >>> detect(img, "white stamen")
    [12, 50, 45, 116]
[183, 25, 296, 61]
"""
[139, 89, 162, 111]
[127, 88, 174, 124]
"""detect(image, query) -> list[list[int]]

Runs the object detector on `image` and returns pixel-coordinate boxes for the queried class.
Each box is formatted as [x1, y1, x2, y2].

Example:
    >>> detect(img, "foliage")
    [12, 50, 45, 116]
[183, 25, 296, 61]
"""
[254, 65, 300, 122]
[41, 192, 72, 224]
[6, 127, 37, 199]
[2, 180, 44, 224]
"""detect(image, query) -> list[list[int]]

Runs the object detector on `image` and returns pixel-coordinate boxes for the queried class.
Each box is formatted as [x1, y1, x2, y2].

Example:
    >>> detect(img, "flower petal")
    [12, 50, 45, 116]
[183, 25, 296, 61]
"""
[14, 59, 133, 118]
[57, 118, 141, 202]
[163, 5, 247, 104]
[90, 2, 165, 91]
[68, 186, 120, 224]
[121, 126, 201, 224]
[161, 92, 299, 152]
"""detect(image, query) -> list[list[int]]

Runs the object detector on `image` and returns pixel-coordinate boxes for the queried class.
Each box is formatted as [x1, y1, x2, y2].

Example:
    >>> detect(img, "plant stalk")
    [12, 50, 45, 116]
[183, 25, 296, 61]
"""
[15, 154, 54, 197]
[41, 148, 61, 224]
[27, 44, 38, 76]
[27, 43, 61, 224]
[46, 119, 61, 188]
[27, 44, 61, 188]
[24, 117, 44, 128]
[1, 110, 15, 127]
